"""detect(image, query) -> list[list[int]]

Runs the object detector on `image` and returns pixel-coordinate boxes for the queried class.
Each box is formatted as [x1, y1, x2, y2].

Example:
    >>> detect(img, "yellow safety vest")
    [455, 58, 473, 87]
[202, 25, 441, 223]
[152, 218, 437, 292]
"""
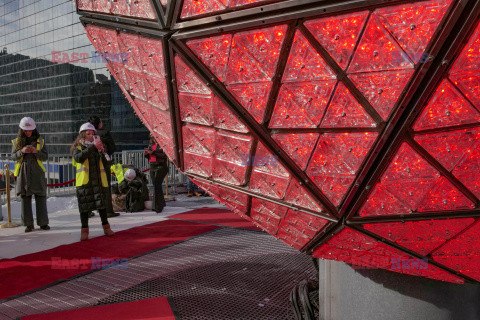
[11, 138, 46, 177]
[72, 146, 108, 187]
[110, 163, 126, 184]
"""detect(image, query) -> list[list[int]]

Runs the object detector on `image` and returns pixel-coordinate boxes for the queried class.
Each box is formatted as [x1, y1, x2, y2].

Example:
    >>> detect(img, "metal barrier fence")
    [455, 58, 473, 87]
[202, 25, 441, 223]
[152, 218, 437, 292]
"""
[0, 150, 187, 200]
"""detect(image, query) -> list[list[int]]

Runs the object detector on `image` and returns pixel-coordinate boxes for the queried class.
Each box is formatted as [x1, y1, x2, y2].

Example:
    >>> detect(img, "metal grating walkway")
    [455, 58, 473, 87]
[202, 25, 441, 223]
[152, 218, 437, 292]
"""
[0, 227, 317, 320]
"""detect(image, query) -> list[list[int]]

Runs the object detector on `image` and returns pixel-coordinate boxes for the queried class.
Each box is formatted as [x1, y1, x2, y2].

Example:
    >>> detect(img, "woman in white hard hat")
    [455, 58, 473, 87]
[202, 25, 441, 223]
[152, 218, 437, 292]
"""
[11, 117, 49, 232]
[71, 123, 115, 241]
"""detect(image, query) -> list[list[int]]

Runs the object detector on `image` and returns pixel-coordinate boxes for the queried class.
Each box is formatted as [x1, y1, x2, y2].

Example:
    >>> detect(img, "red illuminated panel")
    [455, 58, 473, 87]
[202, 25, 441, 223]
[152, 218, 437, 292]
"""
[226, 25, 286, 84]
[249, 170, 290, 199]
[182, 124, 215, 156]
[417, 177, 474, 212]
[306, 133, 378, 206]
[269, 80, 336, 128]
[138, 37, 165, 78]
[375, 0, 452, 63]
[448, 13, 480, 76]
[381, 143, 439, 209]
[307, 133, 377, 205]
[180, 0, 226, 19]
[118, 32, 141, 72]
[284, 179, 324, 213]
[272, 133, 319, 170]
[180, 0, 282, 19]
[447, 19, 480, 108]
[77, 0, 93, 11]
[349, 15, 413, 73]
[359, 184, 411, 217]
[452, 138, 480, 198]
[313, 228, 463, 283]
[229, 82, 272, 123]
[144, 75, 169, 111]
[110, 0, 128, 15]
[413, 80, 480, 131]
[92, 0, 109, 14]
[450, 73, 480, 110]
[80, 0, 155, 19]
[175, 55, 248, 132]
[124, 69, 147, 101]
[133, 98, 153, 129]
[130, 0, 156, 19]
[304, 11, 368, 70]
[214, 100, 248, 133]
[269, 30, 336, 128]
[321, 82, 376, 128]
[150, 106, 175, 160]
[432, 221, 480, 282]
[250, 198, 288, 235]
[213, 131, 254, 185]
[415, 128, 480, 171]
[195, 181, 251, 217]
[364, 219, 474, 256]
[350, 70, 414, 120]
[277, 210, 329, 250]
[248, 143, 290, 199]
[187, 34, 233, 82]
[283, 31, 335, 82]
[183, 124, 215, 177]
[359, 143, 473, 216]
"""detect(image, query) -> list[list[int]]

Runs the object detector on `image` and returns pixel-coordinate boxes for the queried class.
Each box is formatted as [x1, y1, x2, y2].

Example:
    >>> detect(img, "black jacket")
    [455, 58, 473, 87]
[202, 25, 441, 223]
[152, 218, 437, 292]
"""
[73, 144, 109, 213]
[117, 169, 149, 212]
[96, 127, 116, 156]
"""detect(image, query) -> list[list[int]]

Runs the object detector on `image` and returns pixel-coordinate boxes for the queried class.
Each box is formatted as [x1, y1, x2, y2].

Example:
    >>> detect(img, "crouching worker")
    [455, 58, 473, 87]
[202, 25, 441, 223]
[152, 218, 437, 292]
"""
[112, 165, 149, 212]
[71, 123, 115, 241]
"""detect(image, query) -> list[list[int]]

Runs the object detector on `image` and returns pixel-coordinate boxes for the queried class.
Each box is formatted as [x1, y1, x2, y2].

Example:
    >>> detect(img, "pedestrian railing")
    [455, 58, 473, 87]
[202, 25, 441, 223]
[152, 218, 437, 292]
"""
[0, 150, 187, 201]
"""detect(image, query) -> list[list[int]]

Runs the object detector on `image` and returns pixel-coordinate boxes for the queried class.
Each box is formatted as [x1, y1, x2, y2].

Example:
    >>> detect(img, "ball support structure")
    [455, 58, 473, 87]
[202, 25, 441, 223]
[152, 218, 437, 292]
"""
[77, 0, 480, 284]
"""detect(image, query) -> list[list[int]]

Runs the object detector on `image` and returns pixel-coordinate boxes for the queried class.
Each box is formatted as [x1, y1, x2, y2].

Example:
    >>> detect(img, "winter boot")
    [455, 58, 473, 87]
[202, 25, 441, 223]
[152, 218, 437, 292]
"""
[80, 228, 89, 241]
[103, 224, 115, 237]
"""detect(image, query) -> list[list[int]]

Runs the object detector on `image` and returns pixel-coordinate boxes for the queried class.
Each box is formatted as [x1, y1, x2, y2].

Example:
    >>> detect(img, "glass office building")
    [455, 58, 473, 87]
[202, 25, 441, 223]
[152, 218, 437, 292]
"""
[0, 0, 149, 154]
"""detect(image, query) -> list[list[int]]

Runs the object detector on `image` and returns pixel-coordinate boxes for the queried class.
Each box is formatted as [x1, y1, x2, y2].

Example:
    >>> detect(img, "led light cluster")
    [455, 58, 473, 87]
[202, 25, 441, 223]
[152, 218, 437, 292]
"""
[80, 0, 480, 283]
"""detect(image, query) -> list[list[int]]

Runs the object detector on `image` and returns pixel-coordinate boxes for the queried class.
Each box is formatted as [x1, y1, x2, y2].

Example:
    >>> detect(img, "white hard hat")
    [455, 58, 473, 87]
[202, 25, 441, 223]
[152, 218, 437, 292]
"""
[19, 117, 36, 130]
[79, 122, 96, 133]
[124, 169, 136, 182]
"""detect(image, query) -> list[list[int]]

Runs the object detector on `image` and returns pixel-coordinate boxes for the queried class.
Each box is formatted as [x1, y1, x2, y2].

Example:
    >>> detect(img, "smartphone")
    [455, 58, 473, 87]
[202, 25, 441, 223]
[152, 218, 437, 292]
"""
[93, 135, 100, 142]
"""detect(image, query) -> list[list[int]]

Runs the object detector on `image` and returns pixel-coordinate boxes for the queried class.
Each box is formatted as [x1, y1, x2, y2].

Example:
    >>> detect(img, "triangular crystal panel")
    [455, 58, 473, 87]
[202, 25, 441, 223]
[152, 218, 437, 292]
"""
[304, 11, 368, 70]
[413, 80, 480, 131]
[349, 15, 413, 73]
[321, 82, 376, 128]
[415, 128, 480, 171]
[375, 0, 452, 63]
[349, 69, 414, 120]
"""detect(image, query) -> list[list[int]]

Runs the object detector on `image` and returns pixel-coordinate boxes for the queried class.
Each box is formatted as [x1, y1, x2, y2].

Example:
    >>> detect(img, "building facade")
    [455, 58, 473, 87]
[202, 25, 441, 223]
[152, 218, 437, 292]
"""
[0, 0, 149, 155]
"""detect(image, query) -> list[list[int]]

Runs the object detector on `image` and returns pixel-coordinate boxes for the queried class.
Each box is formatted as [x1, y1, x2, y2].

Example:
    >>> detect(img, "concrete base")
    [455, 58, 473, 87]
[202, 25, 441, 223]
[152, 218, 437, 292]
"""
[318, 260, 480, 320]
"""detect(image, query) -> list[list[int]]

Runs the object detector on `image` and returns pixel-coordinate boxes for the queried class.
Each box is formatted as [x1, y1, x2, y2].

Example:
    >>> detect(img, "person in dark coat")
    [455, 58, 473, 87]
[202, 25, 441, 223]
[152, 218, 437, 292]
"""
[119, 168, 149, 212]
[11, 117, 49, 232]
[144, 136, 168, 213]
[71, 122, 115, 241]
[88, 115, 119, 218]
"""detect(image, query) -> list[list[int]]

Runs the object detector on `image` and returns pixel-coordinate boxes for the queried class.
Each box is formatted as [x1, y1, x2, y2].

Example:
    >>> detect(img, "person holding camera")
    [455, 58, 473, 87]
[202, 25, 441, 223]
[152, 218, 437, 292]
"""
[144, 136, 168, 213]
[11, 117, 49, 233]
[71, 123, 115, 241]
[88, 115, 119, 218]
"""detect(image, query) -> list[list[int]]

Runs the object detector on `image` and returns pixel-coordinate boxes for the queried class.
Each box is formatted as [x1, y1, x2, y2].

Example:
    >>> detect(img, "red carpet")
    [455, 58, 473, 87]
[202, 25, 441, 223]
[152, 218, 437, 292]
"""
[21, 297, 176, 319]
[0, 218, 218, 301]
[170, 207, 261, 230]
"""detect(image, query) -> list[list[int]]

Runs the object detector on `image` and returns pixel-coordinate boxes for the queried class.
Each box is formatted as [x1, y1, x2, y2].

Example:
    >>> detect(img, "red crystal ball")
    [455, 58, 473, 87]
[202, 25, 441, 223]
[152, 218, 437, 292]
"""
[81, 0, 480, 283]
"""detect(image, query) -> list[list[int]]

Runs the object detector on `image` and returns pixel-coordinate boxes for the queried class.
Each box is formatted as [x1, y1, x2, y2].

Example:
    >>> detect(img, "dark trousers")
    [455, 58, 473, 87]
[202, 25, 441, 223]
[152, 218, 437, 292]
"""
[150, 164, 168, 212]
[80, 209, 108, 228]
[105, 169, 115, 214]
[21, 194, 48, 227]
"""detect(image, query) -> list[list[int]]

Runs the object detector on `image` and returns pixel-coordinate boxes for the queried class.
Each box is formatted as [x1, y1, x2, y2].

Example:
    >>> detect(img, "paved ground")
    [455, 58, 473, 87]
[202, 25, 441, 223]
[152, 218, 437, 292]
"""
[0, 193, 224, 259]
